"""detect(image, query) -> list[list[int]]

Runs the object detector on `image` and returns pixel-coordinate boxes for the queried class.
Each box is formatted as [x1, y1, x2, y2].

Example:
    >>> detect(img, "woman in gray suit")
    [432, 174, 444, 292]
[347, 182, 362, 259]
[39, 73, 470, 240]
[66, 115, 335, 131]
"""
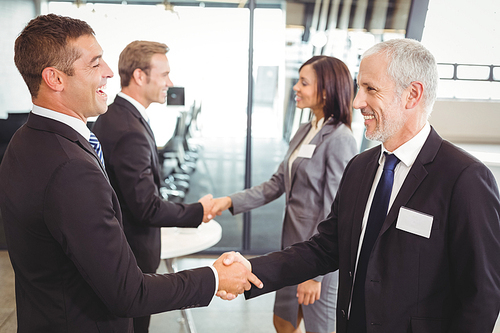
[213, 56, 358, 333]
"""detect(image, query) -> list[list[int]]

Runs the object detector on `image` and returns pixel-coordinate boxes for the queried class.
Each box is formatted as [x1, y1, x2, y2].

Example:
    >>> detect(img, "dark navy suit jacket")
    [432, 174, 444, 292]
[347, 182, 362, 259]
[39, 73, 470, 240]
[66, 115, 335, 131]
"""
[0, 113, 214, 332]
[246, 127, 500, 333]
[93, 95, 202, 273]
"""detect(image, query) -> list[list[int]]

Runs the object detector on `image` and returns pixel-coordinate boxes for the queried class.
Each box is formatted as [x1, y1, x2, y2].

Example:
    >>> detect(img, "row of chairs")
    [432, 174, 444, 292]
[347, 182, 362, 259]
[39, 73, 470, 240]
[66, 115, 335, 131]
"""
[158, 100, 203, 203]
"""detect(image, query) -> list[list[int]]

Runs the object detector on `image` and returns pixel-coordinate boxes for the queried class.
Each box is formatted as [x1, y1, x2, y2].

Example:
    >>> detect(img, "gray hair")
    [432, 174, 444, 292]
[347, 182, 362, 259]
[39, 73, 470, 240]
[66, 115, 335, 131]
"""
[362, 38, 438, 116]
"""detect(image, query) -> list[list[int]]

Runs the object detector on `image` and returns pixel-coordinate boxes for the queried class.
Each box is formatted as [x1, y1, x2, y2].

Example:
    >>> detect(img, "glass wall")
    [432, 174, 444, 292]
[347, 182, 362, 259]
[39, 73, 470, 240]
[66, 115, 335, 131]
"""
[47, 0, 414, 254]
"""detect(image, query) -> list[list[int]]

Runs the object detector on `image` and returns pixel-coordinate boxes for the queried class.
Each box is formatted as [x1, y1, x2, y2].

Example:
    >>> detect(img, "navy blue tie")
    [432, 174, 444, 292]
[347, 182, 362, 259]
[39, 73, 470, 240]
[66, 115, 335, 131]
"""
[89, 132, 105, 167]
[348, 152, 400, 333]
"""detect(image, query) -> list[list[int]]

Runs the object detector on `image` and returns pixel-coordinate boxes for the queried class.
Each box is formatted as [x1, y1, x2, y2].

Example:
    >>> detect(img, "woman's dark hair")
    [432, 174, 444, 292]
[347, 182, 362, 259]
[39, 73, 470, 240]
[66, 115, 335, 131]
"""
[300, 56, 353, 128]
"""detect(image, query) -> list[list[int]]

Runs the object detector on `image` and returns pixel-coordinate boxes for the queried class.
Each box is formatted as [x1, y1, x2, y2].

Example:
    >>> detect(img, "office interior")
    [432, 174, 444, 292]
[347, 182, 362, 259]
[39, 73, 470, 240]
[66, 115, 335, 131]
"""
[1, 0, 499, 332]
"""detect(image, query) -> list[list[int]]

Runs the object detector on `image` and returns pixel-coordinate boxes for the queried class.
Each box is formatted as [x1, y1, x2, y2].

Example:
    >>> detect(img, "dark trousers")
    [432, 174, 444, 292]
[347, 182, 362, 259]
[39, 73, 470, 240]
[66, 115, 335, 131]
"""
[133, 316, 151, 333]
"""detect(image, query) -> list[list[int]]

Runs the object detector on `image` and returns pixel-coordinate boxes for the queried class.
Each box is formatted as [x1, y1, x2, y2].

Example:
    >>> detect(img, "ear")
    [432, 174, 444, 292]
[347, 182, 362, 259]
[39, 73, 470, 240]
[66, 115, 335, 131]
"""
[405, 81, 424, 110]
[132, 68, 146, 86]
[41, 67, 64, 92]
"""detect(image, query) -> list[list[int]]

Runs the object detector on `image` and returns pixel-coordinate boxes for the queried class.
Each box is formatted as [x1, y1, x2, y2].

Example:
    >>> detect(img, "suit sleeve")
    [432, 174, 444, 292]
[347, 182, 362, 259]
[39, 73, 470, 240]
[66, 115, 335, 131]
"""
[110, 129, 202, 228]
[245, 181, 342, 299]
[44, 159, 214, 317]
[229, 158, 286, 215]
[447, 161, 500, 331]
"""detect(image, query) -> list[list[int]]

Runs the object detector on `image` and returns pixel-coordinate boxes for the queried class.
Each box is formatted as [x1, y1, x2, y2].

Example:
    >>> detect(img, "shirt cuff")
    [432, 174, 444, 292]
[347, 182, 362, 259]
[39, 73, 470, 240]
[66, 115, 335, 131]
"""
[209, 265, 219, 297]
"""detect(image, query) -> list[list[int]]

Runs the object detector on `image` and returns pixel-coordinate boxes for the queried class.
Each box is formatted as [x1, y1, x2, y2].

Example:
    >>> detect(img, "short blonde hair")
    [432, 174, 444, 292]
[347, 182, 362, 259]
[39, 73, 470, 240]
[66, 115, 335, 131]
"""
[118, 40, 169, 87]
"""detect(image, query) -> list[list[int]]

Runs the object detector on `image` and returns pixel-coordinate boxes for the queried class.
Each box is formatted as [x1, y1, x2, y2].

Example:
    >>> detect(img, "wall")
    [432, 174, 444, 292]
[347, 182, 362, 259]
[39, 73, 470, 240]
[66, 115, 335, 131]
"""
[430, 99, 500, 144]
[0, 0, 35, 119]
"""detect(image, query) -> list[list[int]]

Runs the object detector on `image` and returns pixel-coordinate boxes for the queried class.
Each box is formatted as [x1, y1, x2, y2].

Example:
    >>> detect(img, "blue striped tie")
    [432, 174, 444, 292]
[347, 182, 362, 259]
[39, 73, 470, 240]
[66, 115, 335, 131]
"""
[89, 132, 105, 167]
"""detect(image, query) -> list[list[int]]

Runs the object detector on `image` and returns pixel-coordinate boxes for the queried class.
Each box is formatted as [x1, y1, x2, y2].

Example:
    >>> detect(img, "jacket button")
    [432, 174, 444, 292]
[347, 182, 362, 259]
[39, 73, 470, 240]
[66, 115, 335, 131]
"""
[349, 271, 352, 277]
[341, 310, 346, 318]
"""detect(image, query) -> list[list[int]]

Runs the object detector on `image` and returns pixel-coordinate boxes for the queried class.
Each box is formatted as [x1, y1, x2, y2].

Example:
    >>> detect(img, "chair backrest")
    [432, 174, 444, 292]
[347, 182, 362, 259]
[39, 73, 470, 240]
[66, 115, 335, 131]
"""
[0, 112, 29, 142]
[0, 112, 29, 163]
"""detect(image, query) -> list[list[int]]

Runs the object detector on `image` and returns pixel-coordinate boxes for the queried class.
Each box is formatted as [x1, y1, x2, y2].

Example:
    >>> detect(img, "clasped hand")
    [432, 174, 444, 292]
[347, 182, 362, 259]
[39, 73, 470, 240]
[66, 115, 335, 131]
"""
[198, 195, 232, 222]
[213, 251, 263, 300]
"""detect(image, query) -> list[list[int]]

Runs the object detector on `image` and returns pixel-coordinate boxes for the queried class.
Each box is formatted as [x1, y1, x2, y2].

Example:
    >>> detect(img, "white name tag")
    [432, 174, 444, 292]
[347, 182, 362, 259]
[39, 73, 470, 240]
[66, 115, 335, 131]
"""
[396, 207, 433, 238]
[297, 144, 316, 159]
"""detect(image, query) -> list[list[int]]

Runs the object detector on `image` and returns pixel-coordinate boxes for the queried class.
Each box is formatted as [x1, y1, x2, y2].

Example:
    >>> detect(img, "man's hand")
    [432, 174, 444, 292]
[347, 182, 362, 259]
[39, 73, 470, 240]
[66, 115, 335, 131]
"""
[198, 194, 215, 222]
[210, 196, 232, 218]
[296, 279, 321, 305]
[213, 251, 263, 300]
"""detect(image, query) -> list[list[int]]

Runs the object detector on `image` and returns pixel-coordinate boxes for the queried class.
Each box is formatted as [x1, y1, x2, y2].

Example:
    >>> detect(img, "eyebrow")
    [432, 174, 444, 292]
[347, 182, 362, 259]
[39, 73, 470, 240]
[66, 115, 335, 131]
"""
[359, 81, 374, 88]
[89, 54, 103, 65]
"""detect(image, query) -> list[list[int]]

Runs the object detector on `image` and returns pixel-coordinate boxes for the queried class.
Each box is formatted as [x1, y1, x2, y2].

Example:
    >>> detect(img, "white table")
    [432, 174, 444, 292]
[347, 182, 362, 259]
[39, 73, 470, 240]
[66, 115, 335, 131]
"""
[160, 220, 222, 333]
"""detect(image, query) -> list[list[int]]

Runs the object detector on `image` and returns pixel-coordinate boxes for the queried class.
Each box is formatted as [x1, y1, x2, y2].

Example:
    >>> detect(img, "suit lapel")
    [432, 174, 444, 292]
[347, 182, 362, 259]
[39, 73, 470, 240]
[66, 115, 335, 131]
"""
[27, 113, 109, 179]
[77, 139, 109, 179]
[115, 96, 156, 142]
[350, 147, 381, 269]
[289, 118, 336, 189]
[379, 127, 442, 236]
[284, 122, 310, 194]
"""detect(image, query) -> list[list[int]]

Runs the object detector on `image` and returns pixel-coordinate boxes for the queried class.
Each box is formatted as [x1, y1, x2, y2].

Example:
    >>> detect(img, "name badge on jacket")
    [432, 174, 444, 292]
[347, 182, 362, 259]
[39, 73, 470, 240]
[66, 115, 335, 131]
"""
[396, 206, 433, 238]
[297, 144, 316, 159]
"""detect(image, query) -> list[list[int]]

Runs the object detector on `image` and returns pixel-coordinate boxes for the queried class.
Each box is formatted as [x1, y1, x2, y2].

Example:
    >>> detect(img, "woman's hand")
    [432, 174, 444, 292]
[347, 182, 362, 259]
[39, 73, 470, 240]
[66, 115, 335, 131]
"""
[296, 279, 321, 305]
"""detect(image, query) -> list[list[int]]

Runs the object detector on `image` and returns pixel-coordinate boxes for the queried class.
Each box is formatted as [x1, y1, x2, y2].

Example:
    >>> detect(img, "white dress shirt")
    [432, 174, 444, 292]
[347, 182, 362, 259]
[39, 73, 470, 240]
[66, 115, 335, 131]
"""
[31, 104, 91, 141]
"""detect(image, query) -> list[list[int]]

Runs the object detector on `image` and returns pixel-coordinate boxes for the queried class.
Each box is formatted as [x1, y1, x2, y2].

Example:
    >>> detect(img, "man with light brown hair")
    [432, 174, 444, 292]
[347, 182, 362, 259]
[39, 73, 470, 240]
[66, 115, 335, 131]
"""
[92, 40, 214, 332]
[0, 15, 261, 333]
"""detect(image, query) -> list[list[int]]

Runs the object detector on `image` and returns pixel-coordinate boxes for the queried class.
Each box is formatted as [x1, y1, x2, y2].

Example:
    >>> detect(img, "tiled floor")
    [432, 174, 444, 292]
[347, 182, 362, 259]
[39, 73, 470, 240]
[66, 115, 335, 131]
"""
[0, 251, 16, 333]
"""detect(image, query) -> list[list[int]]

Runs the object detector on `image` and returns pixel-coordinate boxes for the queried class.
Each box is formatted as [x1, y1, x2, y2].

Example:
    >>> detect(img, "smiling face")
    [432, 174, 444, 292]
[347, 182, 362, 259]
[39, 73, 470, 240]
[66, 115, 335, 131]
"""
[353, 54, 409, 147]
[63, 34, 113, 120]
[293, 64, 324, 119]
[142, 53, 173, 107]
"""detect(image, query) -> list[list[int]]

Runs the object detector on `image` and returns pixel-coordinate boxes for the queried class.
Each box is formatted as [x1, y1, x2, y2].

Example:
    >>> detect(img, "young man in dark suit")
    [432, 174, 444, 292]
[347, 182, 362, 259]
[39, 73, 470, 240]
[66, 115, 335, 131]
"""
[92, 40, 214, 333]
[221, 39, 500, 333]
[0, 14, 261, 333]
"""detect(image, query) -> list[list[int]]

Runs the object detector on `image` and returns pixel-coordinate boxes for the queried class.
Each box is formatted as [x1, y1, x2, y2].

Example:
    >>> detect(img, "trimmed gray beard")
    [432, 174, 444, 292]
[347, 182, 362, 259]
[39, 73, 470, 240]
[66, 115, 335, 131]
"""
[365, 96, 408, 143]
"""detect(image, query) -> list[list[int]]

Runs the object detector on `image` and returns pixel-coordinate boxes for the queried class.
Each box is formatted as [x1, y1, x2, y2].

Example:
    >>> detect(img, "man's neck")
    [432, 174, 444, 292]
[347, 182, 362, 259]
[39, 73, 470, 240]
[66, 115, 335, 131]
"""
[120, 87, 150, 109]
[32, 96, 87, 123]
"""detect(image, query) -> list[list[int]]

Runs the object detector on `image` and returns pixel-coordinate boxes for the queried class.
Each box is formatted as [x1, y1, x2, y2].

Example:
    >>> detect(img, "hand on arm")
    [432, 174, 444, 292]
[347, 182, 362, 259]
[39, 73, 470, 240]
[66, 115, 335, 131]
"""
[198, 194, 214, 222]
[213, 251, 263, 300]
[296, 279, 321, 305]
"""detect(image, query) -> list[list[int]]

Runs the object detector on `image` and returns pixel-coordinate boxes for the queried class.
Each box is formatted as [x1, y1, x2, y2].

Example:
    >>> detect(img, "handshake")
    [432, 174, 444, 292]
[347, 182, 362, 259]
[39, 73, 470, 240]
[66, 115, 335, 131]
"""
[212, 251, 263, 300]
[198, 195, 233, 223]
[198, 195, 261, 299]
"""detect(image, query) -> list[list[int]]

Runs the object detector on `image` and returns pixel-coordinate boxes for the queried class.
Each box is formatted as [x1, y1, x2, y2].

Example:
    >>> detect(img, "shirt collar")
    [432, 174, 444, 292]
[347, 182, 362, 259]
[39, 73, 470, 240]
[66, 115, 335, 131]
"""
[311, 115, 325, 130]
[31, 104, 91, 140]
[118, 92, 150, 123]
[378, 122, 431, 168]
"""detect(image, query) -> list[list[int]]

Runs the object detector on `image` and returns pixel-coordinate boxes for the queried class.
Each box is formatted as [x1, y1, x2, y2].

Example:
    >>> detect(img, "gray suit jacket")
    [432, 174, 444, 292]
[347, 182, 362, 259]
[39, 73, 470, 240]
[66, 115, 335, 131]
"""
[230, 118, 358, 255]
